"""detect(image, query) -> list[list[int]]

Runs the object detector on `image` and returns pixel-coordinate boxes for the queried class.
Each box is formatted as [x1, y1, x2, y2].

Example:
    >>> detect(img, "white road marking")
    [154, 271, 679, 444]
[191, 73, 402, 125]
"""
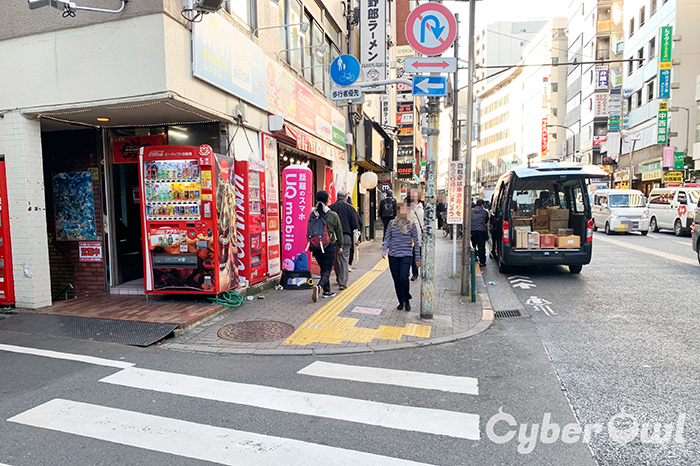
[595, 235, 697, 266]
[674, 240, 690, 246]
[0, 462, 13, 466]
[0, 344, 133, 369]
[100, 367, 480, 440]
[9, 399, 432, 466]
[298, 361, 478, 395]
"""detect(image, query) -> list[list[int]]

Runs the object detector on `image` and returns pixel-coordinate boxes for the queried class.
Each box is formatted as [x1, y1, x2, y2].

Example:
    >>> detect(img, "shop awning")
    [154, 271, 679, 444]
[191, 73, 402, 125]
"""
[275, 124, 346, 165]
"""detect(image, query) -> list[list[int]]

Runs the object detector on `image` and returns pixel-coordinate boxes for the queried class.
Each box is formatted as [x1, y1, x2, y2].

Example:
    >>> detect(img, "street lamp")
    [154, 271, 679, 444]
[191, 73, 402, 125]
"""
[621, 132, 641, 189]
[546, 124, 577, 161]
[276, 42, 328, 62]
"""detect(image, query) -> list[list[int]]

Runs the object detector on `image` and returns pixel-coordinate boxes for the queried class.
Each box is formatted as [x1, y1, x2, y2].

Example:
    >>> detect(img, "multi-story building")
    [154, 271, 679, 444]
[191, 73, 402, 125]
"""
[616, 0, 700, 193]
[475, 19, 568, 195]
[0, 1, 363, 308]
[475, 21, 548, 96]
[565, 0, 625, 164]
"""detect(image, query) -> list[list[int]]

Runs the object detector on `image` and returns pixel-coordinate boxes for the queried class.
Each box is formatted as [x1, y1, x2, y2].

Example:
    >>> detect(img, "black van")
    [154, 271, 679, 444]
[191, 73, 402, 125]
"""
[488, 163, 606, 274]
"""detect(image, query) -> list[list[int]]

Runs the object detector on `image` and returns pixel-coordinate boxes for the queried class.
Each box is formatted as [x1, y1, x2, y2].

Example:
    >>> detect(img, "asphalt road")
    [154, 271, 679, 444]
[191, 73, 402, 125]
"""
[482, 229, 700, 465]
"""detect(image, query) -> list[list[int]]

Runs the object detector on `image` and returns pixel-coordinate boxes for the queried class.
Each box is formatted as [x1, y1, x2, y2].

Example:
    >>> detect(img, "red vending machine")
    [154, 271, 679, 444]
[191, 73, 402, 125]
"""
[234, 160, 267, 287]
[139, 145, 238, 295]
[0, 156, 14, 305]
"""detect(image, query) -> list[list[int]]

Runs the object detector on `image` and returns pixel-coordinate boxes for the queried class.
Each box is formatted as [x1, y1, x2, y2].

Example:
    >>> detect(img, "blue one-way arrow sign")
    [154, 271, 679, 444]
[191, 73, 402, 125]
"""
[412, 76, 447, 96]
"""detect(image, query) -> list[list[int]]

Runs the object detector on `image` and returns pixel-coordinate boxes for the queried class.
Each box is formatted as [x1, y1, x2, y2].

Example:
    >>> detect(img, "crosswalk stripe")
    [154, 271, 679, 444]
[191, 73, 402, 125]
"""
[8, 399, 433, 466]
[298, 361, 479, 395]
[99, 367, 480, 440]
[0, 343, 134, 369]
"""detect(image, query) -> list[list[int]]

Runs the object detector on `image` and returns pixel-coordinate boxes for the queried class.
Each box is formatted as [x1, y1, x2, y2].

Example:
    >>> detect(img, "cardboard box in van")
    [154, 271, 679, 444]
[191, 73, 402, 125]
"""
[557, 228, 574, 236]
[528, 231, 540, 249]
[547, 208, 570, 221]
[549, 220, 569, 232]
[536, 209, 549, 217]
[512, 217, 532, 227]
[514, 227, 530, 248]
[533, 215, 549, 231]
[556, 235, 580, 248]
[540, 234, 556, 248]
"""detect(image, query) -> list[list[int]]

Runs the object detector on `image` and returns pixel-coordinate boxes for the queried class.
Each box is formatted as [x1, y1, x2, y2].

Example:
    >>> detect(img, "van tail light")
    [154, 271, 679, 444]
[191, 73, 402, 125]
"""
[587, 219, 593, 242]
[503, 220, 510, 243]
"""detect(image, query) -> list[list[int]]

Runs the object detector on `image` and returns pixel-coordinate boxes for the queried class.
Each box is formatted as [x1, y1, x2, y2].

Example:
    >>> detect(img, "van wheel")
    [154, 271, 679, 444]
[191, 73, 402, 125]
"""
[674, 219, 683, 236]
[605, 222, 612, 235]
[569, 264, 583, 274]
[498, 256, 509, 274]
[650, 217, 659, 232]
[592, 220, 598, 232]
[697, 240, 700, 265]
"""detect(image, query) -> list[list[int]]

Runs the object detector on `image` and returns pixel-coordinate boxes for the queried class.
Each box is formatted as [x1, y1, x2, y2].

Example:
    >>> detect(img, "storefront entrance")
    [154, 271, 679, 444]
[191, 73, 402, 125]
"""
[111, 163, 143, 284]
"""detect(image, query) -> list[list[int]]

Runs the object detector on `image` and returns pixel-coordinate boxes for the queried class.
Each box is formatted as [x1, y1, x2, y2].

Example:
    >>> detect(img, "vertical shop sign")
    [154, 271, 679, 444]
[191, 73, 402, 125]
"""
[674, 152, 685, 170]
[262, 134, 281, 276]
[360, 0, 387, 92]
[596, 65, 609, 89]
[662, 146, 675, 168]
[657, 102, 668, 144]
[658, 26, 673, 98]
[541, 118, 549, 156]
[447, 161, 464, 224]
[542, 77, 549, 109]
[281, 165, 313, 270]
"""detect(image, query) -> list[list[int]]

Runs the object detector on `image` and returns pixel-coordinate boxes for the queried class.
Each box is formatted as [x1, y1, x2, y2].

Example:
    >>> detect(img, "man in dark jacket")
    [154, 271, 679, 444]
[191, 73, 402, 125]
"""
[330, 190, 360, 290]
[378, 190, 397, 236]
[470, 199, 490, 267]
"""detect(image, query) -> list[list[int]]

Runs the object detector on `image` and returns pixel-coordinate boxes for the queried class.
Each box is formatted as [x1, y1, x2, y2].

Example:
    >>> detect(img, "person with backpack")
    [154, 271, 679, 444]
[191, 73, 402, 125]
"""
[382, 200, 420, 311]
[378, 190, 397, 236]
[308, 190, 343, 302]
[330, 190, 360, 290]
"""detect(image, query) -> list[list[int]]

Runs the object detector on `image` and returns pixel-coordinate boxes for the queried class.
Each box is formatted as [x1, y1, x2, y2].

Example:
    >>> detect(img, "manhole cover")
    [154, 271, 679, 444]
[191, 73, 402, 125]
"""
[217, 321, 296, 342]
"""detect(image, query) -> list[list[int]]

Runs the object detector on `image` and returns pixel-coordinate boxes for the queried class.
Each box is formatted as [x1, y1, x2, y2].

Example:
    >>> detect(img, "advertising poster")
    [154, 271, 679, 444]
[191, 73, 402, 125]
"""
[214, 153, 238, 292]
[447, 161, 465, 225]
[281, 165, 313, 271]
[113, 135, 166, 164]
[262, 134, 281, 277]
[53, 172, 97, 241]
[324, 166, 336, 204]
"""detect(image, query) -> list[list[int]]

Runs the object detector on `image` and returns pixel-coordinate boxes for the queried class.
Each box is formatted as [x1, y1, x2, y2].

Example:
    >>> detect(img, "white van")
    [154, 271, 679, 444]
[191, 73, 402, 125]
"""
[592, 189, 649, 235]
[647, 187, 700, 236]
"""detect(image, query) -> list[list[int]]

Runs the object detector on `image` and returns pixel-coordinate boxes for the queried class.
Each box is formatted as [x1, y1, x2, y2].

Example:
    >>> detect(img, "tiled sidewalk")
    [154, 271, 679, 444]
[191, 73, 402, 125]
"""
[163, 233, 490, 355]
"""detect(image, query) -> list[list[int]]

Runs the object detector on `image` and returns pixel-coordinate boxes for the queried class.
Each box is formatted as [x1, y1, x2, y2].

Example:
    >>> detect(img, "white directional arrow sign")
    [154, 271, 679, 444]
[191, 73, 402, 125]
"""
[412, 76, 447, 96]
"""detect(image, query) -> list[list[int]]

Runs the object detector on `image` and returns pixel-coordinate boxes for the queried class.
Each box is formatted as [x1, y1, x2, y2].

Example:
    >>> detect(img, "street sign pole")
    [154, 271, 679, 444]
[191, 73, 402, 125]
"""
[420, 95, 440, 320]
[461, 0, 476, 298]
[451, 14, 460, 279]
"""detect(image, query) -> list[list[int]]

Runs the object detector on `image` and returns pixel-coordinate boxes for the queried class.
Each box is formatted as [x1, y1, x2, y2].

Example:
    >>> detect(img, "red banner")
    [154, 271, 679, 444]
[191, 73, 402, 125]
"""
[113, 135, 167, 164]
[324, 166, 336, 204]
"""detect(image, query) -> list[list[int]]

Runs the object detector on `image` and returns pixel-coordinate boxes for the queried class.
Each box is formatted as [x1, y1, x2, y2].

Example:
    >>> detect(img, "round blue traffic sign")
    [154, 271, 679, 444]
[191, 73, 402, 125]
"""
[330, 55, 361, 87]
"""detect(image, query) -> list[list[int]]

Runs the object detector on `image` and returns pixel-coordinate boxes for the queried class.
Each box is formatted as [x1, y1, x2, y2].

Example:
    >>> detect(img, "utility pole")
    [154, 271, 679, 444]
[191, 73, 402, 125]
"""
[451, 14, 460, 277]
[461, 0, 476, 297]
[420, 96, 440, 320]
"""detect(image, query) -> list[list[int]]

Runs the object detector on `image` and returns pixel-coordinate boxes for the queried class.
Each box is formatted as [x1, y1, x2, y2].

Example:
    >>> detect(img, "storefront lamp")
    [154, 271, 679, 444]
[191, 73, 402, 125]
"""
[360, 172, 378, 189]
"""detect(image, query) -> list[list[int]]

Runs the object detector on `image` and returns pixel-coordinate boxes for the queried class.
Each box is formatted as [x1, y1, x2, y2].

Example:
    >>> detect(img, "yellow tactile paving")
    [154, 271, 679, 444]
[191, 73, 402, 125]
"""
[283, 258, 432, 346]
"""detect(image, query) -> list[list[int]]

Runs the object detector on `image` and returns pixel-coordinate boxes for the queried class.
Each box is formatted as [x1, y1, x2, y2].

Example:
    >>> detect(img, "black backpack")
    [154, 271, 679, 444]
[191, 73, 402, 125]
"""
[307, 210, 331, 252]
[381, 198, 396, 218]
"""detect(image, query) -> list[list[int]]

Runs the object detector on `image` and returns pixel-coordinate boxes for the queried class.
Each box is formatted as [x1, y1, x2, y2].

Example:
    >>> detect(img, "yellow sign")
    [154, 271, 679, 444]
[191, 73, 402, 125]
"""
[642, 169, 663, 181]
[659, 62, 672, 70]
[663, 171, 683, 183]
[658, 102, 668, 111]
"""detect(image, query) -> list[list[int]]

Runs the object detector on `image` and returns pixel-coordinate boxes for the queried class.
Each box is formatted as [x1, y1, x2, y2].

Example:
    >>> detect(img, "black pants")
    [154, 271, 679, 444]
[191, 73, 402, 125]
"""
[471, 230, 488, 265]
[312, 243, 336, 293]
[381, 217, 393, 238]
[388, 255, 412, 304]
[411, 246, 421, 278]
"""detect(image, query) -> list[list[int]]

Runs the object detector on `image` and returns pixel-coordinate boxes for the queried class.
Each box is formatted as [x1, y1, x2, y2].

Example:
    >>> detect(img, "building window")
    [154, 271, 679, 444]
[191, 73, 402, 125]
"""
[636, 89, 643, 108]
[649, 37, 656, 58]
[651, 0, 657, 15]
[226, 0, 256, 28]
[551, 83, 559, 93]
[640, 6, 645, 26]
[283, 0, 303, 70]
[647, 80, 654, 102]
[628, 59, 634, 76]
[626, 97, 632, 113]
[629, 18, 635, 37]
[637, 48, 644, 69]
[597, 37, 610, 60]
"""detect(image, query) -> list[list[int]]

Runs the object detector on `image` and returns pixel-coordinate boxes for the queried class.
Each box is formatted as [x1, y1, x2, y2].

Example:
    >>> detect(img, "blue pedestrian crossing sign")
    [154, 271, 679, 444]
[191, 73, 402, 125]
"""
[331, 55, 361, 87]
[412, 76, 447, 96]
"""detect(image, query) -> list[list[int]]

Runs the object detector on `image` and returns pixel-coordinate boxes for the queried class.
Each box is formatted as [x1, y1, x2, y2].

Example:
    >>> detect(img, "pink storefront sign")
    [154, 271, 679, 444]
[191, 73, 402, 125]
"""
[281, 165, 314, 268]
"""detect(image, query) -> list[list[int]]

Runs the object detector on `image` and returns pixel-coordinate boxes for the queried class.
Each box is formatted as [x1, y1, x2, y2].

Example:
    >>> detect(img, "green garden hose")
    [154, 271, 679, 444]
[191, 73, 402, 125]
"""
[208, 290, 245, 307]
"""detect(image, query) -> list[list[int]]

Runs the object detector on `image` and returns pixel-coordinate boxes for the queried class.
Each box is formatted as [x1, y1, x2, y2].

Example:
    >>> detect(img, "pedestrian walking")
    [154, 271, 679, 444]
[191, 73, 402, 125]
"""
[436, 196, 447, 231]
[308, 190, 343, 302]
[382, 201, 420, 311]
[330, 190, 360, 290]
[378, 190, 397, 236]
[408, 188, 424, 281]
[470, 199, 490, 267]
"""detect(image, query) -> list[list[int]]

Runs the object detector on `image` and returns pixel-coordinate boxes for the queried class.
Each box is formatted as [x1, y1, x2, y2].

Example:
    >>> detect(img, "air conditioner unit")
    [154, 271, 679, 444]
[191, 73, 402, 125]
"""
[193, 0, 223, 13]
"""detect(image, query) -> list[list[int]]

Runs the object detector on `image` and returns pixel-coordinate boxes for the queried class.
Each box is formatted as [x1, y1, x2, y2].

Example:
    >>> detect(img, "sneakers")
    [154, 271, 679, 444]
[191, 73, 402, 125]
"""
[322, 291, 336, 298]
[405, 301, 411, 311]
[312, 285, 320, 303]
[480, 262, 486, 267]
[338, 285, 347, 290]
[410, 274, 418, 281]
